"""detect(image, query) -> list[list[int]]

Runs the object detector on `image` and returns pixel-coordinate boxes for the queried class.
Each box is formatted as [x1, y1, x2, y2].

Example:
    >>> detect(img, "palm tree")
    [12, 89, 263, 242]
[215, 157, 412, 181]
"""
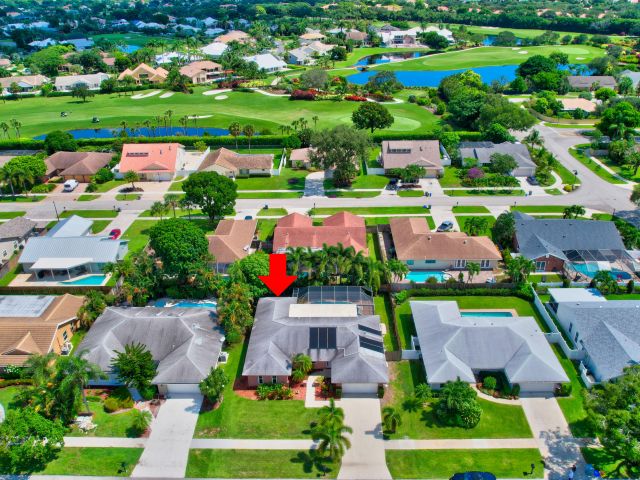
[524, 129, 543, 148]
[142, 119, 151, 136]
[179, 115, 188, 135]
[242, 124, 255, 151]
[317, 398, 344, 427]
[0, 122, 9, 138]
[131, 408, 153, 435]
[228, 122, 241, 149]
[386, 259, 409, 283]
[292, 353, 313, 376]
[123, 170, 139, 190]
[467, 262, 480, 283]
[0, 167, 17, 198]
[312, 420, 353, 462]
[23, 352, 57, 386]
[287, 246, 306, 276]
[164, 194, 180, 218]
[563, 205, 586, 219]
[312, 115, 319, 129]
[12, 168, 33, 196]
[179, 197, 197, 219]
[9, 118, 21, 138]
[56, 351, 105, 413]
[507, 255, 535, 284]
[165, 110, 174, 134]
[150, 201, 169, 219]
[382, 406, 402, 433]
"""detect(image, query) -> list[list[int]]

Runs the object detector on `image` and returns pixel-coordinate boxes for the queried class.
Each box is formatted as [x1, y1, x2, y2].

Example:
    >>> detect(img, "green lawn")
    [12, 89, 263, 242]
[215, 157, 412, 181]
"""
[257, 219, 277, 242]
[194, 342, 319, 439]
[94, 180, 127, 193]
[91, 220, 111, 234]
[452, 206, 490, 213]
[60, 210, 118, 219]
[238, 192, 304, 199]
[375, 45, 604, 71]
[397, 190, 424, 197]
[123, 220, 157, 256]
[439, 166, 464, 187]
[0, 195, 44, 202]
[325, 190, 381, 198]
[323, 175, 389, 190]
[511, 206, 567, 213]
[554, 161, 581, 185]
[375, 295, 398, 351]
[581, 448, 636, 478]
[77, 194, 100, 201]
[386, 449, 543, 478]
[455, 215, 495, 237]
[187, 449, 339, 478]
[257, 208, 287, 217]
[367, 232, 381, 262]
[569, 146, 626, 185]
[67, 398, 140, 437]
[311, 206, 430, 215]
[169, 179, 185, 191]
[0, 264, 22, 286]
[0, 211, 26, 218]
[39, 448, 142, 476]
[115, 193, 142, 201]
[529, 273, 564, 283]
[334, 46, 430, 68]
[545, 188, 564, 195]
[363, 216, 434, 228]
[0, 386, 23, 412]
[445, 189, 525, 196]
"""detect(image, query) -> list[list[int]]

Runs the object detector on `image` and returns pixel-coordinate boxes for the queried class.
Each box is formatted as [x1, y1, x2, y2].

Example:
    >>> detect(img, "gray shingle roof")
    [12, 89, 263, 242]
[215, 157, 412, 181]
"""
[0, 216, 36, 241]
[411, 301, 568, 385]
[459, 142, 536, 170]
[514, 212, 626, 262]
[243, 297, 388, 384]
[79, 307, 224, 385]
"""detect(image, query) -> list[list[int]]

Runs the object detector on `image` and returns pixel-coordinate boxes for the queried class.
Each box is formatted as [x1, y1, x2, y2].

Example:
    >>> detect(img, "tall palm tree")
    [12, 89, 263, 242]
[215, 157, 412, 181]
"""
[0, 122, 9, 138]
[317, 398, 344, 427]
[524, 129, 543, 148]
[165, 110, 174, 134]
[56, 351, 105, 413]
[23, 352, 57, 386]
[12, 168, 33, 196]
[150, 201, 168, 219]
[0, 167, 17, 198]
[287, 246, 306, 276]
[386, 259, 409, 283]
[242, 124, 255, 151]
[228, 122, 241, 149]
[142, 119, 152, 137]
[164, 194, 180, 218]
[382, 406, 402, 433]
[9, 119, 21, 138]
[312, 420, 353, 462]
[312, 115, 319, 129]
[179, 115, 188, 135]
[119, 120, 128, 136]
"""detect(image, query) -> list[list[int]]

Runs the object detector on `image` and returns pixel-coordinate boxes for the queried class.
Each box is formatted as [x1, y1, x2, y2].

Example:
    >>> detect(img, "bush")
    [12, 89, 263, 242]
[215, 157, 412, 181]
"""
[30, 184, 56, 193]
[85, 182, 98, 193]
[483, 376, 497, 390]
[344, 94, 367, 102]
[557, 383, 572, 397]
[289, 89, 317, 101]
[256, 383, 293, 400]
[415, 383, 432, 401]
[0, 378, 33, 387]
[511, 384, 521, 397]
[458, 401, 482, 428]
[139, 385, 156, 401]
[94, 167, 115, 184]
[563, 184, 574, 192]
[104, 387, 134, 412]
[103, 397, 121, 413]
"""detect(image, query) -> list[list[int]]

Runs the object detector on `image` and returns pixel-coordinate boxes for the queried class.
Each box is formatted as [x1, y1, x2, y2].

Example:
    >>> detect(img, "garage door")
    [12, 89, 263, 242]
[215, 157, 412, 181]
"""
[341, 383, 377, 395]
[166, 384, 201, 395]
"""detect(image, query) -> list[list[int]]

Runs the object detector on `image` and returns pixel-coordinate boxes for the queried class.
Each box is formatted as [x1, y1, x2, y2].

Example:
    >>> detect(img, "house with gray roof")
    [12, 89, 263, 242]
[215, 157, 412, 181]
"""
[243, 287, 388, 395]
[513, 211, 633, 279]
[548, 289, 640, 383]
[0, 216, 36, 266]
[621, 70, 640, 89]
[79, 306, 224, 395]
[54, 73, 110, 92]
[567, 75, 617, 91]
[459, 142, 536, 177]
[411, 300, 568, 392]
[18, 215, 128, 283]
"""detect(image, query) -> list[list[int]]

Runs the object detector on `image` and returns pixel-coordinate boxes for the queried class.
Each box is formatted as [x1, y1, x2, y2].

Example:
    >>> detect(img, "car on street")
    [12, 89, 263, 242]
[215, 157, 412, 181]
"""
[437, 220, 454, 232]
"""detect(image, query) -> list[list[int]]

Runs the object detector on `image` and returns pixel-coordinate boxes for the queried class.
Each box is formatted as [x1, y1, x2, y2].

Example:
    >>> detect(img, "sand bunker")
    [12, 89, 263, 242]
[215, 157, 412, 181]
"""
[131, 90, 162, 99]
[159, 92, 174, 98]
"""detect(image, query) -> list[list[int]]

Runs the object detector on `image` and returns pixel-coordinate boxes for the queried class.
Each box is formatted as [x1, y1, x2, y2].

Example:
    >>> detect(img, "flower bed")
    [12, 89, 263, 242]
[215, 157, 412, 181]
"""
[345, 95, 367, 102]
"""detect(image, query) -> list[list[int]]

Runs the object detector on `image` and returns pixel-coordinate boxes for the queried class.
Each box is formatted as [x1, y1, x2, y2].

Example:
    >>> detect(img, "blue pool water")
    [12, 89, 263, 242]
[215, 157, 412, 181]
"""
[118, 44, 140, 54]
[61, 275, 107, 286]
[460, 311, 514, 317]
[34, 126, 232, 140]
[155, 299, 217, 309]
[406, 271, 449, 282]
[572, 263, 632, 281]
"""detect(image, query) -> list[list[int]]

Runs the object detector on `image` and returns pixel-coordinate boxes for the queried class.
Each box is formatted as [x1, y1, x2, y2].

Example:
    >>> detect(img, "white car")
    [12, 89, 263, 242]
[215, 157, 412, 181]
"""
[63, 179, 79, 192]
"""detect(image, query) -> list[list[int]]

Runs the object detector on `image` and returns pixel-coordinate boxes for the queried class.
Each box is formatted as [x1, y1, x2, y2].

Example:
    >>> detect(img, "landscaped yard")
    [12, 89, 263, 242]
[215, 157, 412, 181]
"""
[0, 386, 24, 412]
[257, 208, 287, 217]
[115, 193, 142, 201]
[123, 220, 157, 256]
[445, 189, 525, 196]
[94, 180, 127, 193]
[452, 206, 490, 214]
[91, 220, 111, 234]
[0, 211, 26, 218]
[323, 175, 389, 190]
[581, 448, 634, 478]
[67, 396, 140, 438]
[77, 194, 100, 202]
[187, 449, 339, 478]
[455, 215, 495, 237]
[397, 190, 424, 197]
[238, 192, 304, 199]
[375, 295, 397, 351]
[0, 195, 44, 202]
[325, 190, 381, 198]
[311, 206, 430, 216]
[363, 216, 435, 229]
[194, 342, 319, 439]
[60, 210, 118, 219]
[256, 219, 277, 242]
[569, 146, 626, 185]
[386, 449, 543, 478]
[38, 448, 142, 476]
[511, 206, 568, 213]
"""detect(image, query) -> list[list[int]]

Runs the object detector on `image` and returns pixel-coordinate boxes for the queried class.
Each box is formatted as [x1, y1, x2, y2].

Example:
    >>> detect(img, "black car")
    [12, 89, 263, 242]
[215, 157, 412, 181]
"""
[526, 176, 539, 186]
[450, 472, 497, 480]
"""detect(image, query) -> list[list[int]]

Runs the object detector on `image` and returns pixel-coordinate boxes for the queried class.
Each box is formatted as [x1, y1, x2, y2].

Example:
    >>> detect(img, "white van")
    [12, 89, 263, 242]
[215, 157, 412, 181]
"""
[63, 179, 79, 192]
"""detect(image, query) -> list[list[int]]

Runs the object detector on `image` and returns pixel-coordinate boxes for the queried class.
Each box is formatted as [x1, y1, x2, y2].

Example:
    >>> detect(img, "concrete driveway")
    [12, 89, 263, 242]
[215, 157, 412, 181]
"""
[131, 394, 203, 478]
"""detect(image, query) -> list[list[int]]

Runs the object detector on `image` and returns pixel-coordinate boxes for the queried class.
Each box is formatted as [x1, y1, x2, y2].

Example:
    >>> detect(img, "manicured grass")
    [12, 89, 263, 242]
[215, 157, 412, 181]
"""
[605, 293, 640, 300]
[194, 342, 319, 439]
[439, 166, 464, 187]
[455, 215, 495, 237]
[397, 189, 424, 197]
[60, 209, 118, 219]
[323, 175, 389, 190]
[94, 180, 127, 193]
[511, 205, 567, 213]
[0, 195, 44, 202]
[569, 146, 626, 185]
[0, 386, 23, 412]
[554, 161, 581, 185]
[334, 46, 430, 68]
[169, 179, 185, 191]
[187, 449, 339, 478]
[375, 295, 398, 351]
[375, 45, 604, 71]
[257, 208, 287, 217]
[386, 449, 543, 478]
[67, 397, 140, 437]
[529, 273, 564, 283]
[70, 328, 87, 354]
[257, 219, 277, 241]
[311, 206, 431, 215]
[123, 220, 157, 256]
[452, 206, 490, 213]
[236, 169, 307, 191]
[238, 192, 304, 199]
[325, 190, 380, 198]
[363, 216, 435, 229]
[91, 220, 111, 234]
[581, 448, 635, 478]
[367, 232, 381, 262]
[39, 448, 143, 476]
[545, 188, 564, 195]
[77, 194, 100, 201]
[444, 189, 525, 196]
[0, 211, 26, 219]
[115, 193, 141, 201]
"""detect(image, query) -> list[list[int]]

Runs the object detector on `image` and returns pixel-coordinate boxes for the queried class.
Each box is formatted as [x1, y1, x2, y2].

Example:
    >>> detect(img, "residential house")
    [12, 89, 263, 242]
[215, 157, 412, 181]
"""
[198, 147, 273, 178]
[208, 219, 257, 273]
[0, 216, 36, 265]
[620, 70, 640, 89]
[243, 286, 388, 394]
[560, 98, 597, 113]
[45, 151, 113, 182]
[29, 38, 57, 49]
[380, 140, 449, 177]
[179, 60, 223, 84]
[0, 294, 84, 369]
[379, 26, 453, 46]
[458, 141, 536, 177]
[0, 58, 12, 68]
[513, 211, 633, 278]
[290, 148, 313, 169]
[204, 28, 225, 37]
[61, 38, 94, 50]
[411, 300, 568, 392]
[117, 63, 168, 84]
[547, 288, 640, 383]
[288, 41, 333, 65]
[116, 143, 184, 181]
[54, 72, 110, 92]
[18, 215, 128, 282]
[390, 217, 501, 272]
[299, 32, 326, 43]
[0, 74, 49, 95]
[272, 212, 367, 254]
[200, 41, 228, 58]
[215, 30, 251, 44]
[79, 306, 224, 395]
[243, 53, 287, 73]
[567, 75, 617, 90]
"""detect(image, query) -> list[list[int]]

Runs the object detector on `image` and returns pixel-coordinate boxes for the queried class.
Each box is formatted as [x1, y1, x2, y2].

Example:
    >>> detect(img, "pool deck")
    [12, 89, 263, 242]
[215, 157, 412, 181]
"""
[9, 273, 110, 287]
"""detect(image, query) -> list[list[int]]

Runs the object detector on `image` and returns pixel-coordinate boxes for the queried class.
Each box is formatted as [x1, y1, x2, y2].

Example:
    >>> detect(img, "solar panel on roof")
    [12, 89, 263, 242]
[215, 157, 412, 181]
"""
[359, 336, 384, 354]
[309, 327, 337, 349]
[358, 324, 382, 336]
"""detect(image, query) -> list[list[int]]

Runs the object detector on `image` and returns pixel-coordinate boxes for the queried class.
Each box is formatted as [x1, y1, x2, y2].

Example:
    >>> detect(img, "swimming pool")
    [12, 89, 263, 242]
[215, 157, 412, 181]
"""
[460, 311, 514, 318]
[571, 263, 632, 281]
[406, 271, 450, 283]
[154, 299, 217, 309]
[61, 275, 107, 286]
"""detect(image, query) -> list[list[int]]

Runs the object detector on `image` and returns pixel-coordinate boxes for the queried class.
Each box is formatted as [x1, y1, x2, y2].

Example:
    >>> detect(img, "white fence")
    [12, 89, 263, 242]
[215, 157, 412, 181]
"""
[271, 149, 286, 176]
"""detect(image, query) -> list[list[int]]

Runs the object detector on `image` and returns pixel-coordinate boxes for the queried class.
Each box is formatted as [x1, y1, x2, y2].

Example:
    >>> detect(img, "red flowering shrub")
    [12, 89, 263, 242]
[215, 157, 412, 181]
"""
[344, 95, 368, 102]
[289, 89, 317, 100]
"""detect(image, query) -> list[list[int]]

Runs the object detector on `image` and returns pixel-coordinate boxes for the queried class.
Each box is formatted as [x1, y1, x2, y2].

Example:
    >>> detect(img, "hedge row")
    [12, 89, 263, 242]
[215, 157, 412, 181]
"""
[395, 285, 533, 303]
[0, 378, 33, 387]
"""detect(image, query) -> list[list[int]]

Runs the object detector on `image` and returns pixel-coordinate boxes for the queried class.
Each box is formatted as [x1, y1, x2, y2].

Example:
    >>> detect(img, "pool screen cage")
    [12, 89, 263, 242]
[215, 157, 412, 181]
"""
[563, 248, 637, 276]
[293, 286, 374, 315]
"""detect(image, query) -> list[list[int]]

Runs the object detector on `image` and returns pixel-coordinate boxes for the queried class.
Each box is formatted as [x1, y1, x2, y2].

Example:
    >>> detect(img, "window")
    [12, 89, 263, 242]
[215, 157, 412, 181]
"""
[272, 376, 277, 384]
[480, 260, 490, 269]
[574, 332, 579, 342]
[535, 261, 546, 272]
[454, 259, 466, 268]
[569, 323, 573, 333]
[258, 376, 264, 385]
[407, 260, 414, 266]
[62, 331, 68, 341]
[424, 260, 435, 264]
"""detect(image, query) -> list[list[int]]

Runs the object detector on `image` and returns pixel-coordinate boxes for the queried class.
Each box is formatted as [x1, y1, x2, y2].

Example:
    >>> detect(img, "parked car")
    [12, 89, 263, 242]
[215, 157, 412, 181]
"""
[450, 472, 497, 480]
[63, 179, 79, 192]
[437, 220, 454, 232]
[108, 229, 122, 239]
[526, 176, 539, 186]
[244, 215, 253, 220]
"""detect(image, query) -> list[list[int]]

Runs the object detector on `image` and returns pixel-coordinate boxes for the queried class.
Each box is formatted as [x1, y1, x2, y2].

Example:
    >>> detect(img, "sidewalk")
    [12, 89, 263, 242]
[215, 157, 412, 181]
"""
[385, 438, 539, 450]
[63, 437, 147, 448]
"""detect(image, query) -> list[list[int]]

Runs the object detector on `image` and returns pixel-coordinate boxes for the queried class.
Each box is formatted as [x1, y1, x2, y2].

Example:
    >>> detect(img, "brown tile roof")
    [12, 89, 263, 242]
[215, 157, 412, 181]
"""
[0, 74, 49, 89]
[118, 63, 168, 82]
[215, 30, 250, 44]
[208, 219, 257, 264]
[45, 151, 113, 177]
[119, 143, 182, 174]
[179, 60, 222, 79]
[199, 147, 273, 174]
[560, 98, 596, 113]
[290, 148, 312, 163]
[381, 140, 442, 170]
[0, 294, 84, 366]
[390, 217, 501, 261]
[273, 212, 367, 254]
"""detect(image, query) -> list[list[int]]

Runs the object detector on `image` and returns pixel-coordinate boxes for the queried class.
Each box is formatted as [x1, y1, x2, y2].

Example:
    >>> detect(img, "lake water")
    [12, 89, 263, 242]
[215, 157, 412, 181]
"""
[34, 126, 231, 139]
[356, 51, 429, 66]
[483, 35, 523, 46]
[118, 44, 140, 54]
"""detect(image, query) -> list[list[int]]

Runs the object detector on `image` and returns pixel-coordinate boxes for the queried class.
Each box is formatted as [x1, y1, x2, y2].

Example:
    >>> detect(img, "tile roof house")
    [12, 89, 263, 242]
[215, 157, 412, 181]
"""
[459, 142, 536, 177]
[273, 212, 367, 254]
[54, 73, 110, 91]
[560, 98, 597, 113]
[0, 294, 84, 368]
[215, 30, 251, 44]
[118, 63, 168, 84]
[208, 219, 257, 273]
[0, 216, 36, 265]
[390, 217, 501, 272]
[411, 301, 568, 392]
[179, 60, 223, 84]
[290, 148, 313, 169]
[18, 215, 128, 283]
[199, 41, 228, 58]
[79, 306, 224, 395]
[198, 147, 273, 177]
[380, 140, 448, 177]
[45, 151, 113, 182]
[243, 53, 287, 73]
[288, 41, 333, 65]
[0, 74, 49, 95]
[117, 143, 184, 181]
[243, 289, 388, 393]
[567, 75, 617, 90]
[513, 212, 630, 276]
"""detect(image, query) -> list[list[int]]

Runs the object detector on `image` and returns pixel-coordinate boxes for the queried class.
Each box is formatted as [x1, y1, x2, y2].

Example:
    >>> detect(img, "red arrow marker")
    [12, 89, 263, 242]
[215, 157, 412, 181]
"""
[259, 254, 297, 296]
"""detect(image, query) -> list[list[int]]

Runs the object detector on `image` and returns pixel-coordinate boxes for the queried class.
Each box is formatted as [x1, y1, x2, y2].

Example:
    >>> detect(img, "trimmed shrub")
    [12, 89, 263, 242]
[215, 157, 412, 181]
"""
[557, 383, 572, 397]
[31, 184, 56, 193]
[103, 397, 121, 413]
[345, 95, 367, 102]
[0, 378, 33, 387]
[458, 401, 482, 428]
[483, 376, 497, 391]
[289, 89, 317, 101]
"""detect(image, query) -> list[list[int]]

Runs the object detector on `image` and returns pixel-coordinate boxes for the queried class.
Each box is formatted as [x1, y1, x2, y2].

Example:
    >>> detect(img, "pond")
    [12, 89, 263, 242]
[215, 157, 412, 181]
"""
[355, 51, 429, 66]
[483, 35, 524, 46]
[34, 126, 232, 139]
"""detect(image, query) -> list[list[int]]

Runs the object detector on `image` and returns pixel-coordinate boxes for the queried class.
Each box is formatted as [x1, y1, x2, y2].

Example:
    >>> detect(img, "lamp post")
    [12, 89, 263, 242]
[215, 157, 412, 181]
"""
[52, 201, 60, 221]
[572, 170, 578, 190]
